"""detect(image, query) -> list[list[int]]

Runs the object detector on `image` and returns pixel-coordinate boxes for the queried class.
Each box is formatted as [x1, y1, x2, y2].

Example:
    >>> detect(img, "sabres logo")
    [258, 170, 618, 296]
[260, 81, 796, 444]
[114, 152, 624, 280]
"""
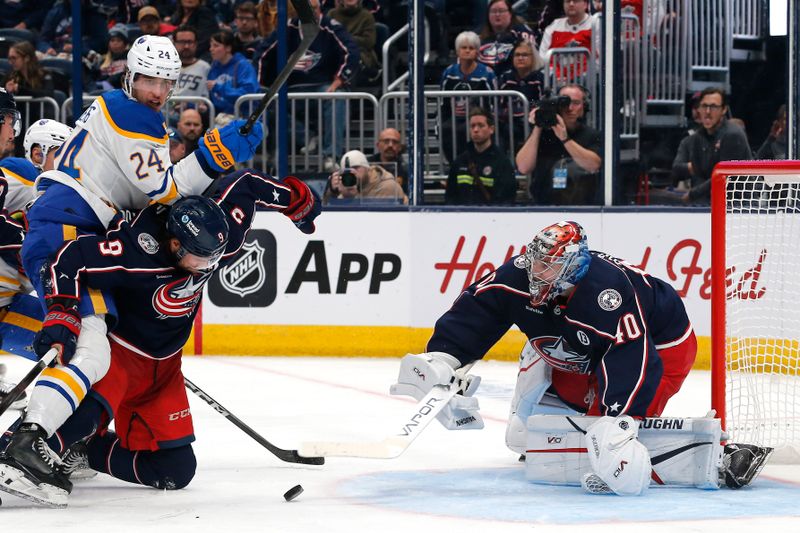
[152, 273, 210, 318]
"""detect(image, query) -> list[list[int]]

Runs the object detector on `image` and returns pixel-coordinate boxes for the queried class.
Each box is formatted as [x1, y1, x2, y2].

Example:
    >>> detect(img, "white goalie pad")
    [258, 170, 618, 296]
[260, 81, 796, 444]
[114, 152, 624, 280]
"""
[524, 415, 723, 490]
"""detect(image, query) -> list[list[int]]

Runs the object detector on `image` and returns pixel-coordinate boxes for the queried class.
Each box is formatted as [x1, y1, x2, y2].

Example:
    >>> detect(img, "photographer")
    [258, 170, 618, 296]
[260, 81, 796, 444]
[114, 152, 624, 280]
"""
[515, 83, 601, 205]
[324, 150, 408, 205]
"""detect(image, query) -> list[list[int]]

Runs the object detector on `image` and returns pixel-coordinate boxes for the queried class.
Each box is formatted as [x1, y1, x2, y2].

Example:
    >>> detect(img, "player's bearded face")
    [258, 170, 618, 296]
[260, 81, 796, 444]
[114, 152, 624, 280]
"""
[132, 75, 176, 111]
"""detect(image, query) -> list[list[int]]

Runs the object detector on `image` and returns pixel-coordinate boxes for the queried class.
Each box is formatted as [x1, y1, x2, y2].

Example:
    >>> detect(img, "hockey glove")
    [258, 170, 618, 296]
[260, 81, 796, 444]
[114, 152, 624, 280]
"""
[282, 176, 321, 234]
[390, 352, 483, 430]
[198, 120, 264, 172]
[33, 297, 82, 366]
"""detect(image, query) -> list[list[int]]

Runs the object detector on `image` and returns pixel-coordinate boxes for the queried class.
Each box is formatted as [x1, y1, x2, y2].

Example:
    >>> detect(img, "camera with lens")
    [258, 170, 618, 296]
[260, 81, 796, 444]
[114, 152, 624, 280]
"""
[340, 170, 358, 187]
[534, 95, 571, 128]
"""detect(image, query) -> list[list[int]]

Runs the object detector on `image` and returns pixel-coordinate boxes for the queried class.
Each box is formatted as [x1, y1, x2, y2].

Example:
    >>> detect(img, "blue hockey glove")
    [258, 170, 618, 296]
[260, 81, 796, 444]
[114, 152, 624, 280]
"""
[282, 176, 321, 234]
[33, 297, 81, 366]
[198, 120, 264, 172]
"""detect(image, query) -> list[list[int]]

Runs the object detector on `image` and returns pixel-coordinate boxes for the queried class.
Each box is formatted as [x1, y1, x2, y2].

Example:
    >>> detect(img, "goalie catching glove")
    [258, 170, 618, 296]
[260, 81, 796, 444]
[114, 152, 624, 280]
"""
[198, 119, 264, 173]
[281, 176, 321, 234]
[390, 352, 483, 430]
[33, 296, 81, 366]
[583, 415, 651, 496]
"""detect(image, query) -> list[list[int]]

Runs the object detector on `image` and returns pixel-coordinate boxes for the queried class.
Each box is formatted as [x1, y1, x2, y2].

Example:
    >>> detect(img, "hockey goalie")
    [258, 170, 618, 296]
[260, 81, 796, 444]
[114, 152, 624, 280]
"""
[390, 220, 772, 495]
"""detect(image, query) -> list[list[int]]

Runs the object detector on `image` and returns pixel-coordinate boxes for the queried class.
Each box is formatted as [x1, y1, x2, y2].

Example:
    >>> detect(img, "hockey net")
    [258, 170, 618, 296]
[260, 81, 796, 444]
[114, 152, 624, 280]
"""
[711, 160, 800, 463]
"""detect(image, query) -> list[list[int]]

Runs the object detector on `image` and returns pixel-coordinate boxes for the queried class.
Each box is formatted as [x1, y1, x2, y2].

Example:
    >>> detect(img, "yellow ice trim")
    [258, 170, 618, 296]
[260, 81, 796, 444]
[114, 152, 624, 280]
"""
[186, 325, 714, 370]
[41, 367, 86, 401]
[96, 97, 168, 144]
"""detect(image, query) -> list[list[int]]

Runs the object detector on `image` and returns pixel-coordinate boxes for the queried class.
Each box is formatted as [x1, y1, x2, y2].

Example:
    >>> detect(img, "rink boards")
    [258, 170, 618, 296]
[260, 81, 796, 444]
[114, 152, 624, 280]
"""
[192, 209, 735, 367]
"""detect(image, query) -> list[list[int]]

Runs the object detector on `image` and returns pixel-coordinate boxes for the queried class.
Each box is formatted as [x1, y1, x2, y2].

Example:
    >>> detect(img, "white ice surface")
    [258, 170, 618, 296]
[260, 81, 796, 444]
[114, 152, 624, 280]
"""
[0, 355, 799, 532]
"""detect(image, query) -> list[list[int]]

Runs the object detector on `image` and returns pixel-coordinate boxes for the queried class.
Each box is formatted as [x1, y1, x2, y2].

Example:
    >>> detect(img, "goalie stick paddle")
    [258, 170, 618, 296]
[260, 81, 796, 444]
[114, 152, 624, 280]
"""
[183, 377, 325, 465]
[298, 362, 477, 459]
[239, 0, 320, 135]
[0, 347, 58, 417]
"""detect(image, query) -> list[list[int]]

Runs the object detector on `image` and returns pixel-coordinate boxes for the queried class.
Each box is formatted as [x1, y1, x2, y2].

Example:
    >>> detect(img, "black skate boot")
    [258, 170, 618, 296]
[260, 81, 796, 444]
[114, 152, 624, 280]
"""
[722, 443, 774, 489]
[60, 440, 96, 480]
[0, 423, 72, 507]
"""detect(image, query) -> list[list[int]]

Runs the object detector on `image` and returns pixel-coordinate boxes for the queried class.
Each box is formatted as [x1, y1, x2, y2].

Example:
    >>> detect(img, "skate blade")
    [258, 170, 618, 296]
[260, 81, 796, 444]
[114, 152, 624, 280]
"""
[69, 467, 97, 480]
[0, 464, 68, 508]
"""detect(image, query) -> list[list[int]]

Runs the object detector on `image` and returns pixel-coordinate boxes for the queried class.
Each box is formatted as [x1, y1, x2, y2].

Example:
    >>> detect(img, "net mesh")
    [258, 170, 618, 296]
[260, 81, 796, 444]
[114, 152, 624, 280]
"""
[724, 174, 800, 460]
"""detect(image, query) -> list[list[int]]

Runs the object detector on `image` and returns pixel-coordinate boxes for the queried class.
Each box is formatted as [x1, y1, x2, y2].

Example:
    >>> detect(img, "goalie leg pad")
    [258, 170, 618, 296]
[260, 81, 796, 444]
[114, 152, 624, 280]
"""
[506, 342, 554, 453]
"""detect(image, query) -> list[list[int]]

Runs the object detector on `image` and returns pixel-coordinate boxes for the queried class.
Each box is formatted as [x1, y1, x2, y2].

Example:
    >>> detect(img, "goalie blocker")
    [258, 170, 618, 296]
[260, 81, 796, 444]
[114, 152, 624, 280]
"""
[524, 414, 773, 494]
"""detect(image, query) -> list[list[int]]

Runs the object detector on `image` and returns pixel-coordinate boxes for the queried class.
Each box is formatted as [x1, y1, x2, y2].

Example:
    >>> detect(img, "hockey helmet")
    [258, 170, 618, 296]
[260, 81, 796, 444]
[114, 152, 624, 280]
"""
[23, 119, 73, 168]
[0, 88, 21, 137]
[523, 220, 591, 305]
[167, 196, 229, 272]
[123, 35, 181, 99]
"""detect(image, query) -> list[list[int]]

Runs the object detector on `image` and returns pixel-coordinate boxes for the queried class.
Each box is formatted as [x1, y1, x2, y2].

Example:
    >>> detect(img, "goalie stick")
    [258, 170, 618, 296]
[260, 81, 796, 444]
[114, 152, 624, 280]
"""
[298, 362, 476, 459]
[184, 377, 324, 465]
[239, 0, 319, 135]
[0, 348, 57, 417]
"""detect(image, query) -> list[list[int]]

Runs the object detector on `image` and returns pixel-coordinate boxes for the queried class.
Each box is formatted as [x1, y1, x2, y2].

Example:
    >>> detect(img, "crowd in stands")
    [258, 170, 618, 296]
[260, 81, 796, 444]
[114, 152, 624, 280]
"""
[0, 0, 787, 207]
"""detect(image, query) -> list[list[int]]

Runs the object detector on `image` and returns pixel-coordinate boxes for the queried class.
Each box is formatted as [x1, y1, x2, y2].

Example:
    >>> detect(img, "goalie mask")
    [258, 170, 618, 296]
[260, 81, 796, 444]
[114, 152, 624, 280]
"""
[523, 221, 591, 306]
[167, 196, 229, 273]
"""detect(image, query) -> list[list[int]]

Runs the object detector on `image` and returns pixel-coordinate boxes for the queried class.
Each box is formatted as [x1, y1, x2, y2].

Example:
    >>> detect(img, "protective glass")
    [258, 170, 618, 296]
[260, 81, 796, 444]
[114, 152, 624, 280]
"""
[175, 246, 224, 273]
[132, 76, 176, 96]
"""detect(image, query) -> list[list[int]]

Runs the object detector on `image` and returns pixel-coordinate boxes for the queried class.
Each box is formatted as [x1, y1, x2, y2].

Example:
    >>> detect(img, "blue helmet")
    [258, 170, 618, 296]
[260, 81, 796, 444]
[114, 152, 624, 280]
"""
[167, 196, 229, 271]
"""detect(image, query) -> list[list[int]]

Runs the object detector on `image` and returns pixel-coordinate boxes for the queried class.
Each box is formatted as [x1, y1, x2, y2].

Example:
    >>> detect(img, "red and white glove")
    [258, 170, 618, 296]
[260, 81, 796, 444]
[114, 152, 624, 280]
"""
[33, 297, 82, 366]
[282, 176, 321, 234]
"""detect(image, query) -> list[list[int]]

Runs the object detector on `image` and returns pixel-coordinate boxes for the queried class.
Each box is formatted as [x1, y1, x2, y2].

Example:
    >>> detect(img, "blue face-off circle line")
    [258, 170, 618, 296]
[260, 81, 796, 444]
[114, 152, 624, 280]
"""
[337, 467, 800, 525]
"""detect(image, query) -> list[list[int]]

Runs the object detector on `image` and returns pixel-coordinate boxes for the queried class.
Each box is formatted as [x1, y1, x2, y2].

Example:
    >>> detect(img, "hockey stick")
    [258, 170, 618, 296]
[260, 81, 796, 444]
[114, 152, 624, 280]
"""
[184, 377, 325, 465]
[239, 0, 319, 135]
[0, 347, 58, 417]
[298, 362, 477, 459]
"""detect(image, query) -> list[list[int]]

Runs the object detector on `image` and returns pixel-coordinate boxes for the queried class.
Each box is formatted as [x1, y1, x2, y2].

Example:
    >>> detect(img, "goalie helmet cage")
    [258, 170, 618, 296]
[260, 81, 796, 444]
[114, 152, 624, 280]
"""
[711, 160, 800, 463]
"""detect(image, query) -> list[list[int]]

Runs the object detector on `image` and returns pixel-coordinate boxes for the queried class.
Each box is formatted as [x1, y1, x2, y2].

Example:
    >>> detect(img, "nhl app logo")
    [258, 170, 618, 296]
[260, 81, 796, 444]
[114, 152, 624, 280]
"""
[209, 229, 277, 307]
[220, 240, 265, 297]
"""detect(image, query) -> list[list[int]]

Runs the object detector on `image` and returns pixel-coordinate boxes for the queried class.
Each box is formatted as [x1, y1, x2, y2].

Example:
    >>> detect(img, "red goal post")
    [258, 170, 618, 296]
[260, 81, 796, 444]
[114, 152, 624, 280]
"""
[711, 160, 800, 462]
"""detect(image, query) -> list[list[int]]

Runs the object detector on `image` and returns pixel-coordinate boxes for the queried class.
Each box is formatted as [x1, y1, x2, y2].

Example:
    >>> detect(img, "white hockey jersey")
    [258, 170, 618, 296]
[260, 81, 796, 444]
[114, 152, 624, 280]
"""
[51, 89, 213, 211]
[0, 157, 37, 213]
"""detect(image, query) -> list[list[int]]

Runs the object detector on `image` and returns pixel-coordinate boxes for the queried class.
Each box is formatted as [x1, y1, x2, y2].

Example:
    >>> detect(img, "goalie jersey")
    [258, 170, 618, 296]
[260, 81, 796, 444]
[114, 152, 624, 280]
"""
[49, 89, 212, 211]
[427, 251, 694, 417]
[41, 170, 293, 358]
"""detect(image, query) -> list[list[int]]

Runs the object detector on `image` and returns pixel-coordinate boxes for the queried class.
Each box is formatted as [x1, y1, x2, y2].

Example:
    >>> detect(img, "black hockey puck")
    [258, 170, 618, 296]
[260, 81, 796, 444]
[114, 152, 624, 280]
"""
[283, 484, 303, 502]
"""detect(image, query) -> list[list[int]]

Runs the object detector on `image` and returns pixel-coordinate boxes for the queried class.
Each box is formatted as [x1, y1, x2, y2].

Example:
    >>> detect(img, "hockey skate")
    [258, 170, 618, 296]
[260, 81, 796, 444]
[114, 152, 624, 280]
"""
[721, 443, 774, 489]
[0, 424, 72, 508]
[60, 440, 97, 480]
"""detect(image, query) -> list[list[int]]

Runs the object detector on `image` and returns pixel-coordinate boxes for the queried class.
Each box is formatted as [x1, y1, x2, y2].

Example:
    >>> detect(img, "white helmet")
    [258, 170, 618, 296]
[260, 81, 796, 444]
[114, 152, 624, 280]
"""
[23, 119, 73, 168]
[123, 35, 182, 98]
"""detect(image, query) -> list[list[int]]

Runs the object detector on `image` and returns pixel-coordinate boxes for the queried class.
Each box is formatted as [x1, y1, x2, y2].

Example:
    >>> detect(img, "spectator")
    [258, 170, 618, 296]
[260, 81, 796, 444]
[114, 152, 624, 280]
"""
[671, 87, 752, 204]
[328, 0, 380, 84]
[440, 30, 497, 164]
[539, 0, 593, 65]
[516, 83, 601, 205]
[168, 0, 220, 59]
[446, 107, 517, 205]
[138, 5, 177, 37]
[173, 25, 212, 102]
[91, 24, 130, 91]
[0, 0, 52, 30]
[257, 0, 280, 37]
[324, 149, 407, 204]
[177, 108, 205, 153]
[478, 0, 537, 78]
[256, 0, 360, 170]
[168, 128, 187, 163]
[755, 104, 787, 160]
[321, 0, 380, 16]
[38, 0, 109, 57]
[498, 39, 545, 152]
[4, 43, 54, 100]
[367, 127, 409, 195]
[207, 30, 259, 124]
[233, 2, 261, 58]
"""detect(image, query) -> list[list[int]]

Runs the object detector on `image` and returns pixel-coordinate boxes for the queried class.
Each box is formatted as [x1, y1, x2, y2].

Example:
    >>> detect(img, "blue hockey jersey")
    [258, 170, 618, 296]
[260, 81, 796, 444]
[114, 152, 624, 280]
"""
[43, 169, 295, 358]
[427, 251, 693, 417]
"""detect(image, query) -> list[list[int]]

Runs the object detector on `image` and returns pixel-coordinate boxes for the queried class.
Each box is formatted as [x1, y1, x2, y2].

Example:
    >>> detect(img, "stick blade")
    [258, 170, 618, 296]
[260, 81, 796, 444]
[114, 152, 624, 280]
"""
[299, 440, 403, 460]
